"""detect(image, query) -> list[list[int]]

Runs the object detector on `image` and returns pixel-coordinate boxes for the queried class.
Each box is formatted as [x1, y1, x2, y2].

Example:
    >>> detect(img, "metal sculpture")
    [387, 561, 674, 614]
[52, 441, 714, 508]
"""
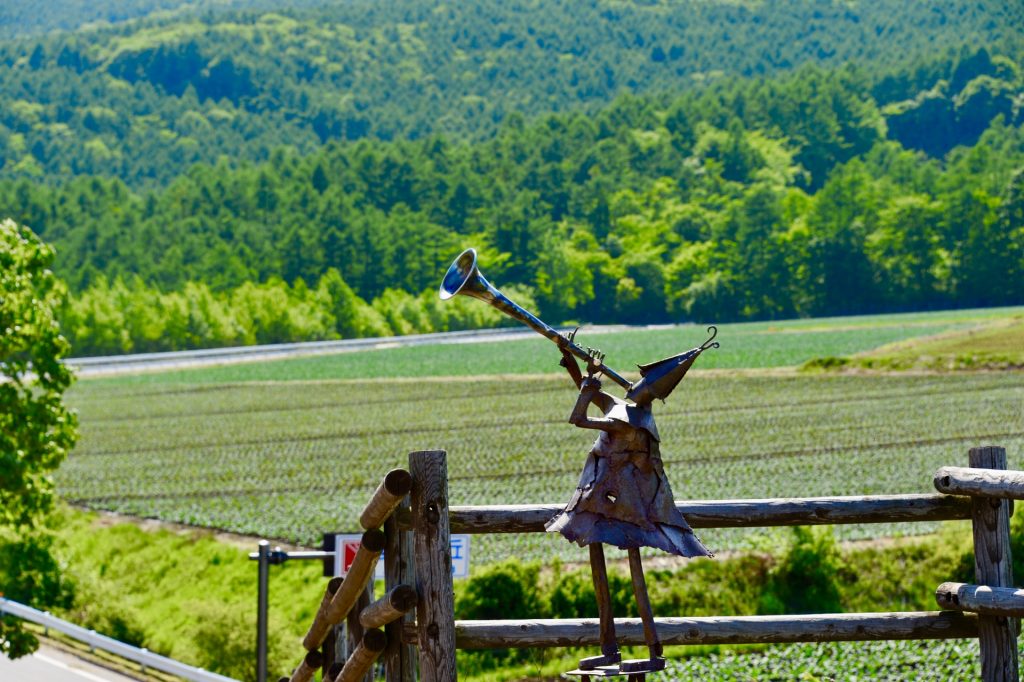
[440, 248, 718, 677]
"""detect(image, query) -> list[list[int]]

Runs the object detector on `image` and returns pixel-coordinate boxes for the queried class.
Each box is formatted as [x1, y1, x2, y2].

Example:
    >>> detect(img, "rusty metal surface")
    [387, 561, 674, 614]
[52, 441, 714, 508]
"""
[439, 248, 721, 672]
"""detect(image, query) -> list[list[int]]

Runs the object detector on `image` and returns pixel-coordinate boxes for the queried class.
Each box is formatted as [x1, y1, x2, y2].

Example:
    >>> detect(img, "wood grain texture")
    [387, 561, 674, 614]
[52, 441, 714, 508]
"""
[361, 469, 414, 530]
[346, 583, 374, 682]
[361, 585, 418, 629]
[935, 466, 1024, 500]
[336, 630, 388, 682]
[411, 450, 457, 682]
[969, 447, 1018, 682]
[436, 494, 972, 534]
[302, 530, 385, 651]
[288, 650, 324, 682]
[441, 612, 979, 649]
[936, 582, 1024, 617]
[384, 508, 417, 682]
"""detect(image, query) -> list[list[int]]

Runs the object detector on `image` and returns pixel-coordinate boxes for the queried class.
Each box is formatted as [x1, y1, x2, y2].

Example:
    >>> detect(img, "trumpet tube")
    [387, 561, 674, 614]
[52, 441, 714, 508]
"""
[439, 248, 632, 391]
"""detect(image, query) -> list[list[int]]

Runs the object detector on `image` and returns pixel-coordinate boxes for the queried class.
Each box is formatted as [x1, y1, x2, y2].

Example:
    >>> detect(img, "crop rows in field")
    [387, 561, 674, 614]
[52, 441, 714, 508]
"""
[86, 306, 1024, 386]
[62, 370, 1024, 561]
[662, 639, 1016, 680]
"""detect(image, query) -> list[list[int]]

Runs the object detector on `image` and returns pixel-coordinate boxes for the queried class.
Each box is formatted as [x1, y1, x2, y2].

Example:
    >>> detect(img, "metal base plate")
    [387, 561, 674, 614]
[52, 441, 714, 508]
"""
[564, 665, 651, 679]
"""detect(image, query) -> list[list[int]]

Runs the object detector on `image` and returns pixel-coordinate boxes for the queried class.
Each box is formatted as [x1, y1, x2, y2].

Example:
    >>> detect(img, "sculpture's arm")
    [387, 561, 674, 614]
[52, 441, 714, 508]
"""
[559, 347, 584, 390]
[569, 377, 624, 432]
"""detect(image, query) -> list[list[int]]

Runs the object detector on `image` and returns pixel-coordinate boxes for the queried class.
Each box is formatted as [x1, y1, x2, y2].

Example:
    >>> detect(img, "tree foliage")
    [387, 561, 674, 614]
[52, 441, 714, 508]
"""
[0, 0, 1020, 186]
[0, 218, 77, 658]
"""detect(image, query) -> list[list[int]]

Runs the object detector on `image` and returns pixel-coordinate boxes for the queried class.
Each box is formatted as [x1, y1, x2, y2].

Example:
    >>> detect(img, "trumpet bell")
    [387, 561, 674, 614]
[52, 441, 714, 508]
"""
[440, 248, 490, 301]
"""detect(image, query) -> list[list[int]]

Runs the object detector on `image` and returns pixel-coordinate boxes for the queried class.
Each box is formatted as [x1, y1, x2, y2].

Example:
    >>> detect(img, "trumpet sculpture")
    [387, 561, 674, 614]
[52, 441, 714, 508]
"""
[439, 248, 633, 390]
[439, 247, 719, 677]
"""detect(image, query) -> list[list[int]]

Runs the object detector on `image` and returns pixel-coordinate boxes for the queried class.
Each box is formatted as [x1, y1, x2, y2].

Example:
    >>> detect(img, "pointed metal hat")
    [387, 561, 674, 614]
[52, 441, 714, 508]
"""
[625, 326, 718, 405]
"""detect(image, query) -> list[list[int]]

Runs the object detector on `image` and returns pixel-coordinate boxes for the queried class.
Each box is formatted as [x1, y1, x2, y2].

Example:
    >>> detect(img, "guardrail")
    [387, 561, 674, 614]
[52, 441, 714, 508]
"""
[0, 598, 238, 682]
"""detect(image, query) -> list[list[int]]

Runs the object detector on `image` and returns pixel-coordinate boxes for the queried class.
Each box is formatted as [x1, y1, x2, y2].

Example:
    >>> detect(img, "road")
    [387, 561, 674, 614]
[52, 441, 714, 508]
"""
[66, 324, 635, 377]
[0, 645, 141, 682]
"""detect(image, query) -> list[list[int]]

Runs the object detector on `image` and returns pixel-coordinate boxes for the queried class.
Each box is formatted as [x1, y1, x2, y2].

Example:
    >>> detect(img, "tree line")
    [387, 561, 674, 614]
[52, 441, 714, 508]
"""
[1, 47, 1022, 355]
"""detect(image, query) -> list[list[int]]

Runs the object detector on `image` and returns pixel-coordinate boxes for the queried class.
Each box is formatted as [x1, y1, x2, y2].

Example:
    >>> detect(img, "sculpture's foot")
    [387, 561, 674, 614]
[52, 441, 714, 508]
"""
[579, 652, 621, 670]
[619, 657, 666, 674]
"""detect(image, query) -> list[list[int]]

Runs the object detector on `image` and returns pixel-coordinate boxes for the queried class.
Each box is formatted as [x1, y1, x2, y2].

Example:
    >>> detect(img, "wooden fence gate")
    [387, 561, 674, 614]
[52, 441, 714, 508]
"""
[283, 446, 1022, 682]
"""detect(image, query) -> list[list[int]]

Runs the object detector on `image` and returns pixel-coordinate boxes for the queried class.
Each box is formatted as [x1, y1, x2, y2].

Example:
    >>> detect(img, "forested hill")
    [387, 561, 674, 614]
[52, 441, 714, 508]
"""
[3, 46, 1023, 355]
[0, 0, 328, 39]
[1, 0, 1022, 186]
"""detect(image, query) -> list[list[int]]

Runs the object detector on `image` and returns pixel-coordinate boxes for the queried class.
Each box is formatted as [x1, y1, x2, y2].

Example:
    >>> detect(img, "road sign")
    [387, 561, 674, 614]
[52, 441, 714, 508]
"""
[450, 535, 470, 578]
[325, 533, 471, 578]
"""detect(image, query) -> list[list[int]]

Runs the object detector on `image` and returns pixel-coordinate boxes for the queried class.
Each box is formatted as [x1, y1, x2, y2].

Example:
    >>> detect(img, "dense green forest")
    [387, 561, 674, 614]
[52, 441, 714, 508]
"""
[0, 1, 1022, 355]
[0, 0, 329, 39]
[1, 0, 1022, 186]
[1, 47, 1020, 355]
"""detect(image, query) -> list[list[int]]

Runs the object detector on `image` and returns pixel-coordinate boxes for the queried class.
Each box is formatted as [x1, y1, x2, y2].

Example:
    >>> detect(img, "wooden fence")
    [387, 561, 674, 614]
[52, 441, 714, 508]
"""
[282, 445, 1021, 682]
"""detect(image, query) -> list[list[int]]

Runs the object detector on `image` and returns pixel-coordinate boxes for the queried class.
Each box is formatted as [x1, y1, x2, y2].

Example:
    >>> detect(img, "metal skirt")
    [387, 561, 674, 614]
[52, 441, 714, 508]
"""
[546, 510, 712, 557]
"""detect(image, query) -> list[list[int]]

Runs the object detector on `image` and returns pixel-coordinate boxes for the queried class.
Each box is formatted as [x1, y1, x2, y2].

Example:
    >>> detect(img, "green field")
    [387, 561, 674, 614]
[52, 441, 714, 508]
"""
[53, 308, 1024, 680]
[84, 306, 1023, 386]
[64, 368, 1024, 561]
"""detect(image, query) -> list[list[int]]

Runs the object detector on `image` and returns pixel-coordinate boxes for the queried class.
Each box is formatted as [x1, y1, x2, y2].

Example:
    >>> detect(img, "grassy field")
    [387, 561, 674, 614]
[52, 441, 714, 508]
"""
[52, 306, 1024, 680]
[85, 306, 1023, 385]
[64, 370, 1024, 560]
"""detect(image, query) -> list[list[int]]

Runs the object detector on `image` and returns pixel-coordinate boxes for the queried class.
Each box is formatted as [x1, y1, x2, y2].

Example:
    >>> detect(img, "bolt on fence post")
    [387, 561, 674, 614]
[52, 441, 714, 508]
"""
[969, 446, 1018, 682]
[257, 540, 270, 682]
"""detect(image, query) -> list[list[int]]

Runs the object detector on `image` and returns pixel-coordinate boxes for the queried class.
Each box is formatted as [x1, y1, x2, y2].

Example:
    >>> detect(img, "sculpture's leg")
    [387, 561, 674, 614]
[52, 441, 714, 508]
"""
[579, 543, 621, 670]
[620, 547, 665, 673]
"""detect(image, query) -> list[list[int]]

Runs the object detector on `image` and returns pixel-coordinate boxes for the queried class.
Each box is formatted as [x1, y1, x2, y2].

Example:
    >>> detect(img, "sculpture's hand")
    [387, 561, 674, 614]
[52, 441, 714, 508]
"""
[560, 327, 579, 349]
[580, 375, 602, 393]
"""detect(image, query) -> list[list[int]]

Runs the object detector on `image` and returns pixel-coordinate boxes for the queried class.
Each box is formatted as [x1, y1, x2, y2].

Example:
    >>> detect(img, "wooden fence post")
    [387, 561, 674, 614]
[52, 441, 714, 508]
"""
[410, 450, 457, 682]
[385, 496, 417, 682]
[970, 446, 1018, 682]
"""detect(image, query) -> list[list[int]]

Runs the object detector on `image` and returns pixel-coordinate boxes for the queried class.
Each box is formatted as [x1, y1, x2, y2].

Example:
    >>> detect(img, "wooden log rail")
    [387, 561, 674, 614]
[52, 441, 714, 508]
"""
[934, 466, 1024, 500]
[361, 585, 418, 629]
[280, 468, 414, 682]
[333, 630, 388, 682]
[280, 445, 1019, 682]
[402, 612, 979, 649]
[287, 650, 323, 682]
[391, 493, 973, 534]
[302, 529, 385, 650]
[361, 469, 414, 530]
[937, 582, 1024, 617]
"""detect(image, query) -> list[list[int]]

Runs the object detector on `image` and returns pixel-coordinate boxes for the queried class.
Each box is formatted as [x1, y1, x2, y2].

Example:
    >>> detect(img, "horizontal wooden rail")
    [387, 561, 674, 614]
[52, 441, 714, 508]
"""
[398, 494, 973, 534]
[401, 612, 979, 649]
[937, 582, 1024, 617]
[935, 467, 1024, 500]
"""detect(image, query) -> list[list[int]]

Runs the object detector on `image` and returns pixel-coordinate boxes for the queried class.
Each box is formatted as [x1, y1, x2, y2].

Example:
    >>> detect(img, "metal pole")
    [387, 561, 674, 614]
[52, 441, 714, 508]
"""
[257, 540, 270, 682]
